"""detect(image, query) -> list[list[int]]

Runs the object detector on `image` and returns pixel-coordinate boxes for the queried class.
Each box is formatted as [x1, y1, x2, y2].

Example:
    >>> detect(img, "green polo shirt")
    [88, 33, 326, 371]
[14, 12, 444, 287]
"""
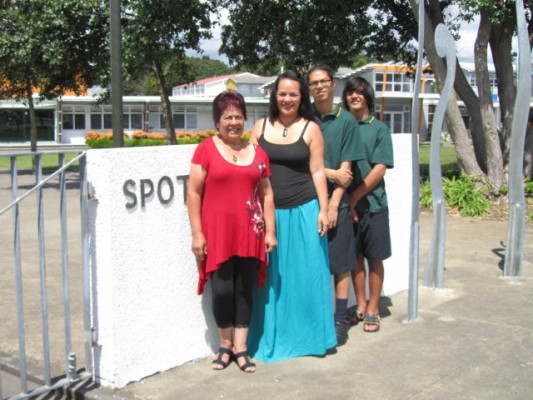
[353, 115, 394, 213]
[313, 104, 365, 208]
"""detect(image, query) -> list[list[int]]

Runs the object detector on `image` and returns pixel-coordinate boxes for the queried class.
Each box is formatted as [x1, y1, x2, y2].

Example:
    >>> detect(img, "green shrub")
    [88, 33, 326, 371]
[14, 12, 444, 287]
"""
[524, 180, 533, 197]
[85, 138, 167, 148]
[85, 139, 113, 148]
[420, 173, 491, 217]
[419, 181, 433, 208]
[498, 185, 509, 196]
[443, 174, 491, 217]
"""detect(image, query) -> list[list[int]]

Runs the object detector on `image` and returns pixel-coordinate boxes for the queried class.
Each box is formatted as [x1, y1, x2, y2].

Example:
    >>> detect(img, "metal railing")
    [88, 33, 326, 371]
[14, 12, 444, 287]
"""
[0, 151, 92, 399]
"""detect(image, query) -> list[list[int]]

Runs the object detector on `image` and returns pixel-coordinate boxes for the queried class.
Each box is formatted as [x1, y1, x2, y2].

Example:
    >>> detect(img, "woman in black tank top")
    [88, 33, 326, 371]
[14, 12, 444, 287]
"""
[246, 71, 337, 362]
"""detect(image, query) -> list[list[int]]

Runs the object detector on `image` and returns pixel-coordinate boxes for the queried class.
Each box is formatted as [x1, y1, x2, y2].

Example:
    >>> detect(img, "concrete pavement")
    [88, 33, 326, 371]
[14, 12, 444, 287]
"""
[74, 212, 533, 400]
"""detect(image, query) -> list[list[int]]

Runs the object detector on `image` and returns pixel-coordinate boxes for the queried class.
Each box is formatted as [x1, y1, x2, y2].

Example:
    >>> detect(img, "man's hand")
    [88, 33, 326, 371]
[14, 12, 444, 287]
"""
[333, 166, 353, 188]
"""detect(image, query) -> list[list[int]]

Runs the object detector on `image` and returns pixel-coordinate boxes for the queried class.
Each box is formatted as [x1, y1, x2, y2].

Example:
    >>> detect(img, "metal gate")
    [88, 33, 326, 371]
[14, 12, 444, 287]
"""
[0, 150, 93, 400]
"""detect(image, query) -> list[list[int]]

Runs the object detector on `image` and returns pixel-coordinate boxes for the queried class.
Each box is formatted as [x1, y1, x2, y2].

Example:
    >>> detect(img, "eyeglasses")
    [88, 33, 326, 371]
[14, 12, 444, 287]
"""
[308, 79, 332, 88]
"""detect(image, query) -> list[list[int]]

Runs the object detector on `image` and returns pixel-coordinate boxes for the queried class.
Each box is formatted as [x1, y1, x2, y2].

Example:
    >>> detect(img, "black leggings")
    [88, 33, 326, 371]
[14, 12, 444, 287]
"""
[210, 256, 258, 329]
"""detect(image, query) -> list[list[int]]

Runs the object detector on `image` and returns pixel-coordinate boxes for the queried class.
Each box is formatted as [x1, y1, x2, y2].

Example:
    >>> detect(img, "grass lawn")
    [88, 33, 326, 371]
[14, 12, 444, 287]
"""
[418, 145, 459, 180]
[0, 153, 81, 172]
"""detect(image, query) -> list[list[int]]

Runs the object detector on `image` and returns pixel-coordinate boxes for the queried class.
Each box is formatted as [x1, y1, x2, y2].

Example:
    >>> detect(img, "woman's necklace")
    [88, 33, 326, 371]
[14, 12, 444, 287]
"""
[220, 137, 244, 162]
[279, 116, 301, 137]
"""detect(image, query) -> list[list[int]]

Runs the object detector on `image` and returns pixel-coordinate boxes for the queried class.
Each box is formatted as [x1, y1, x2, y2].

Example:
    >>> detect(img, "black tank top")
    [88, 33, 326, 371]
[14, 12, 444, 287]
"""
[258, 119, 317, 208]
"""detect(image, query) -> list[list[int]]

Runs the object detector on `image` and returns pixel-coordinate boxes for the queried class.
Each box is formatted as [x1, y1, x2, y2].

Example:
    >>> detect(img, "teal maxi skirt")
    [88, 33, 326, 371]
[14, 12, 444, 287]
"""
[248, 199, 337, 362]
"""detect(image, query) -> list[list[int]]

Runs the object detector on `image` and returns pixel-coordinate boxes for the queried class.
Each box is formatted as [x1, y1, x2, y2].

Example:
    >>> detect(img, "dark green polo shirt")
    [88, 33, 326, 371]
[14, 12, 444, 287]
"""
[353, 115, 394, 213]
[313, 104, 365, 208]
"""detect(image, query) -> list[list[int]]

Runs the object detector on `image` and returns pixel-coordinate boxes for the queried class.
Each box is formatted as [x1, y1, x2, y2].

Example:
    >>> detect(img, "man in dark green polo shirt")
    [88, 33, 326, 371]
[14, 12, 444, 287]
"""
[307, 65, 364, 346]
[342, 76, 394, 333]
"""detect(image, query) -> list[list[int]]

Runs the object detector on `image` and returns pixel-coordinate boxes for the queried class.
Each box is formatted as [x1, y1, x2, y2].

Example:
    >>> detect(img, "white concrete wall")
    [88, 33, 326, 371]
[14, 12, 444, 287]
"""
[87, 145, 219, 388]
[86, 135, 412, 388]
[383, 134, 413, 295]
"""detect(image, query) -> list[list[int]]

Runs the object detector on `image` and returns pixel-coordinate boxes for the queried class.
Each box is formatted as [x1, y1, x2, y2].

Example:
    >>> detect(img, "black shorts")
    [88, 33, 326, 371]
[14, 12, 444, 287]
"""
[327, 207, 357, 274]
[353, 208, 391, 261]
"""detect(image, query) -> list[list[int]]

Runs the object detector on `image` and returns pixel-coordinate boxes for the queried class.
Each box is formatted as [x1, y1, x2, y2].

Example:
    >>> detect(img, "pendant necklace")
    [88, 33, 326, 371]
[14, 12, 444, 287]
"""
[230, 145, 240, 163]
[280, 116, 301, 137]
[224, 139, 243, 163]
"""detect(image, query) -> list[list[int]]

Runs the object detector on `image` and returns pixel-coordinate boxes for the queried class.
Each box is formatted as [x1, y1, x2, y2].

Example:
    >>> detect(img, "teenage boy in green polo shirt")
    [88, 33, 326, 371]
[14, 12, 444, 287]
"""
[307, 65, 364, 346]
[342, 76, 394, 333]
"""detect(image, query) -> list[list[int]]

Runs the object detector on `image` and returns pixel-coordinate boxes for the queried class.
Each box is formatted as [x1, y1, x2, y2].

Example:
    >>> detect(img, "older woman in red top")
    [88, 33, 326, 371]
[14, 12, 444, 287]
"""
[187, 90, 276, 373]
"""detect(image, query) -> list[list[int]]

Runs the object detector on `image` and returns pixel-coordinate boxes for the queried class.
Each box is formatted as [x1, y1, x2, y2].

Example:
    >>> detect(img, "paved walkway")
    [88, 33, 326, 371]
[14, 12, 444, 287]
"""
[75, 212, 533, 400]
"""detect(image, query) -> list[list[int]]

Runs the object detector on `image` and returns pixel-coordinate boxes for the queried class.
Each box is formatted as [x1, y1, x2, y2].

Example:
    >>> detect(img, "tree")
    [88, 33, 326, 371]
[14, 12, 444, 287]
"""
[0, 0, 108, 152]
[188, 56, 236, 80]
[121, 0, 212, 144]
[218, 0, 533, 189]
[357, 0, 532, 190]
[405, 0, 532, 190]
[219, 0, 375, 74]
[123, 56, 235, 96]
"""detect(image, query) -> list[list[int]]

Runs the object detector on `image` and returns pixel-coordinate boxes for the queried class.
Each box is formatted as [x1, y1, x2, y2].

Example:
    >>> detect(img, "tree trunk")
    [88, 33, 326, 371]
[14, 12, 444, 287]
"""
[452, 60, 487, 173]
[474, 10, 504, 191]
[409, 0, 484, 178]
[26, 81, 37, 153]
[152, 58, 177, 145]
[490, 14, 517, 176]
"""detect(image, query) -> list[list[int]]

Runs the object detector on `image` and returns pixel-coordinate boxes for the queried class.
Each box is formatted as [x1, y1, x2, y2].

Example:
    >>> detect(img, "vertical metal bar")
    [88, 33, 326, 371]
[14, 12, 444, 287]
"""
[110, 0, 124, 147]
[36, 155, 52, 386]
[11, 156, 28, 394]
[59, 154, 74, 379]
[0, 363, 3, 400]
[423, 24, 455, 288]
[407, 0, 424, 322]
[79, 155, 94, 374]
[1, 161, 3, 400]
[504, 0, 529, 277]
[435, 201, 446, 289]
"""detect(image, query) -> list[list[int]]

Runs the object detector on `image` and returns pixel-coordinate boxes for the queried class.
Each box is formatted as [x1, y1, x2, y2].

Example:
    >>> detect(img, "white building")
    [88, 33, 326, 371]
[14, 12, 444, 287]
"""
[172, 72, 275, 99]
[0, 62, 523, 144]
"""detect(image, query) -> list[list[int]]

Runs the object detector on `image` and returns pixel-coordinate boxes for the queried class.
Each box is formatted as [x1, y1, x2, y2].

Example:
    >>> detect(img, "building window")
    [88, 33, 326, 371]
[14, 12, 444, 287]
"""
[0, 109, 54, 141]
[427, 104, 436, 138]
[148, 106, 160, 130]
[469, 73, 498, 92]
[152, 106, 198, 130]
[375, 71, 412, 93]
[62, 106, 86, 130]
[170, 107, 197, 129]
[122, 105, 144, 130]
[376, 103, 410, 134]
[90, 105, 112, 130]
[245, 106, 265, 130]
[174, 84, 205, 97]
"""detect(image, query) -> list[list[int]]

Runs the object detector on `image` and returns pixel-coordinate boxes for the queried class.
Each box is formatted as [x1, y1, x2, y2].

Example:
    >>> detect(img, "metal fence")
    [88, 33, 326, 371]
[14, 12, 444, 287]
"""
[0, 151, 92, 399]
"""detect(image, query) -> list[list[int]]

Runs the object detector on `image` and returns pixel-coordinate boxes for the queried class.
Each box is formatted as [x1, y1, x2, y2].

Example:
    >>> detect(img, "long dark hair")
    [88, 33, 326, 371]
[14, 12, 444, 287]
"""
[212, 90, 247, 126]
[268, 70, 315, 123]
[341, 76, 375, 114]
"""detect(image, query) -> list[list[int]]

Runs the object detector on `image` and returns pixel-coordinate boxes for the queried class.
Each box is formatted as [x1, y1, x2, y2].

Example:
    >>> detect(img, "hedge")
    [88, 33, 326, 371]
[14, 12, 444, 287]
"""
[84, 130, 251, 149]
